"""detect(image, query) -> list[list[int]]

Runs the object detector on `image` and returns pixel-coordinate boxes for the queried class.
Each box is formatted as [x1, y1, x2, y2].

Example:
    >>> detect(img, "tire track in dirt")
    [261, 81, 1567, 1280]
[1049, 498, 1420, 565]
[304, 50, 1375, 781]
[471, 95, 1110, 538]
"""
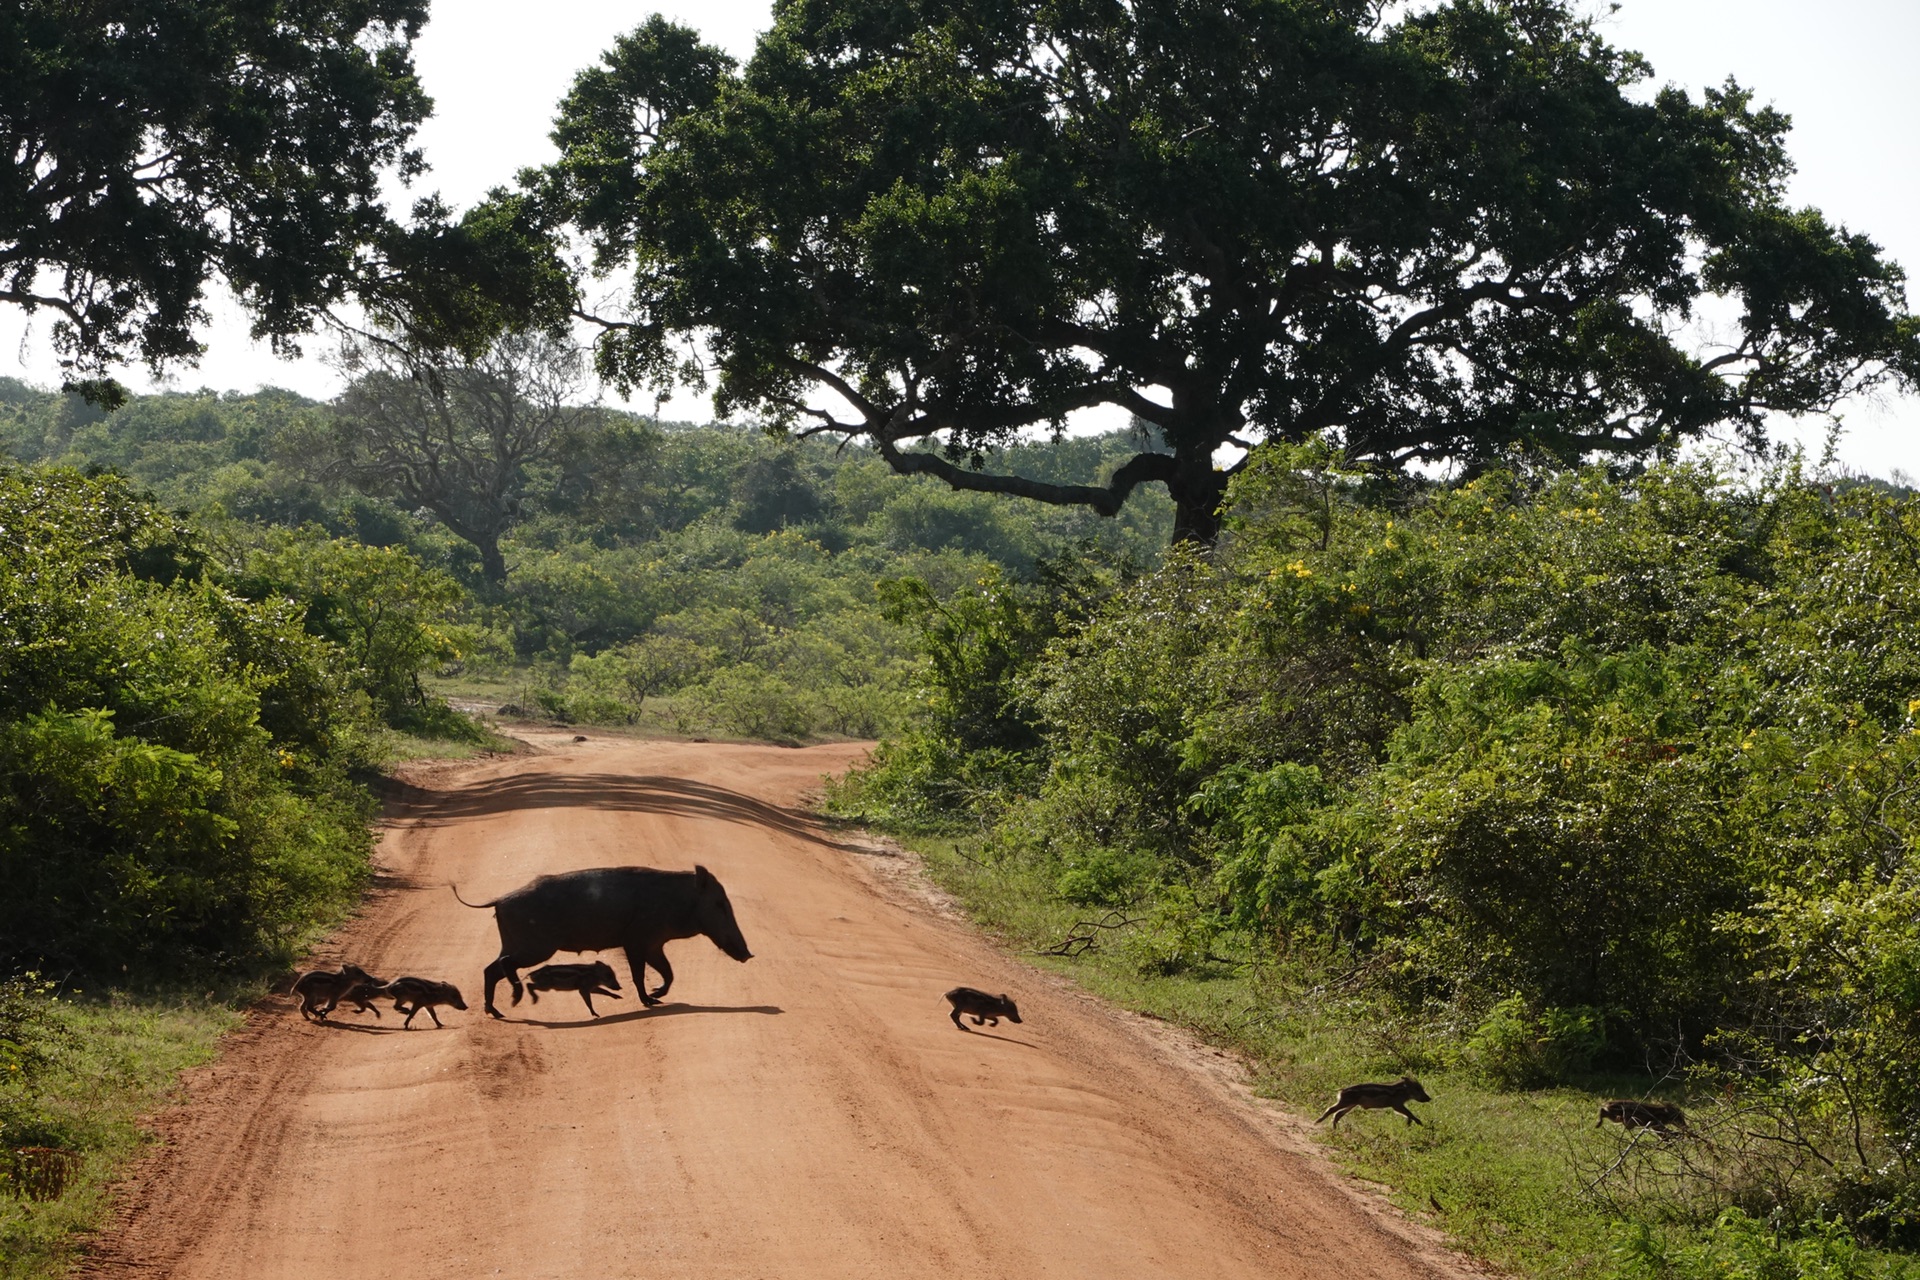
[83, 732, 1487, 1279]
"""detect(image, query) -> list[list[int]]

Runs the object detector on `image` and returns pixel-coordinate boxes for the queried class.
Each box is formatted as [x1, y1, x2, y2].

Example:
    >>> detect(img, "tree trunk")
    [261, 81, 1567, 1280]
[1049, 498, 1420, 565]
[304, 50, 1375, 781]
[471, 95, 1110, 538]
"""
[477, 537, 508, 585]
[1167, 454, 1230, 546]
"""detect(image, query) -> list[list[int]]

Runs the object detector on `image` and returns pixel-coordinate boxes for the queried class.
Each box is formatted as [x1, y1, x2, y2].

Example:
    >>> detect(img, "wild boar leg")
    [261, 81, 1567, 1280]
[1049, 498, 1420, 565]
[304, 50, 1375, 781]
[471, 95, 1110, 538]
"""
[642, 946, 673, 1002]
[483, 949, 553, 1019]
[622, 945, 661, 1006]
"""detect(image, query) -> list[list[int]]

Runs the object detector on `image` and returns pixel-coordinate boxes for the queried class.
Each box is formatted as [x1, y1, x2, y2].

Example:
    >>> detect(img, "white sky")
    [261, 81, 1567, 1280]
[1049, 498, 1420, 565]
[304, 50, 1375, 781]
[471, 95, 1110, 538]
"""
[4, 0, 1915, 475]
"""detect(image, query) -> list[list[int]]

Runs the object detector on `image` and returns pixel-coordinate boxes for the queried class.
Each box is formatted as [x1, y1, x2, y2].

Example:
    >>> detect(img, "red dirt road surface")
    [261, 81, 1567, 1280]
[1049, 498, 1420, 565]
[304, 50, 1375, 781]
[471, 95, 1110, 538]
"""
[84, 734, 1478, 1279]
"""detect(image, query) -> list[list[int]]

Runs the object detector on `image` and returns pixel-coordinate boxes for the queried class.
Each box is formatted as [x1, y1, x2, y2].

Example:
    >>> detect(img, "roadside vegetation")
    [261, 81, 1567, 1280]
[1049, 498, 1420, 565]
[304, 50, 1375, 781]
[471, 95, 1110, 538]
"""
[0, 979, 243, 1280]
[830, 446, 1920, 1279]
[0, 455, 473, 1272]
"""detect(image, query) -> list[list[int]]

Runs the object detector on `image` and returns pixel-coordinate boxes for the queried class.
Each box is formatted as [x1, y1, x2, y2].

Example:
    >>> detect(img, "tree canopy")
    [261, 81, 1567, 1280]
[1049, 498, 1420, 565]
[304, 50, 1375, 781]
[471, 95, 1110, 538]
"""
[0, 1, 564, 400]
[539, 0, 1920, 541]
[310, 331, 594, 584]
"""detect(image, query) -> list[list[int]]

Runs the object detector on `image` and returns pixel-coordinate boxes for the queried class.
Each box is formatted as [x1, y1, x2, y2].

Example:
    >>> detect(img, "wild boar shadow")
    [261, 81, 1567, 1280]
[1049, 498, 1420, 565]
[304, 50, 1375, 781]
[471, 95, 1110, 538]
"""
[454, 865, 752, 1019]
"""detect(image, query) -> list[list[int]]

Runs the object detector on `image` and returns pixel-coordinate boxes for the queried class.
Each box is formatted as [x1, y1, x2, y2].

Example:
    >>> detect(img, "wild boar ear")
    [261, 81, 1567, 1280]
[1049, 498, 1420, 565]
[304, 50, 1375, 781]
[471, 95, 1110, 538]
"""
[694, 864, 715, 883]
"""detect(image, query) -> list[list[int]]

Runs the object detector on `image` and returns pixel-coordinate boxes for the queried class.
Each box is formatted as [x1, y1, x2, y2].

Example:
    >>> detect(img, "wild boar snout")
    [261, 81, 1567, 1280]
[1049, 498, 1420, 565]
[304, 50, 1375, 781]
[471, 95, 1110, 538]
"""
[694, 865, 753, 962]
[703, 909, 752, 962]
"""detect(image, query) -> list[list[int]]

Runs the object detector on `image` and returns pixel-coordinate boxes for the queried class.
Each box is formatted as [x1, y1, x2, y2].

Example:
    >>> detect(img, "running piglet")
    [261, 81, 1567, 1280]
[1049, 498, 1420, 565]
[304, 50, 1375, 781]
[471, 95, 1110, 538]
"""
[383, 976, 467, 1028]
[522, 961, 623, 1017]
[1316, 1076, 1431, 1129]
[945, 987, 1021, 1030]
[292, 963, 385, 1021]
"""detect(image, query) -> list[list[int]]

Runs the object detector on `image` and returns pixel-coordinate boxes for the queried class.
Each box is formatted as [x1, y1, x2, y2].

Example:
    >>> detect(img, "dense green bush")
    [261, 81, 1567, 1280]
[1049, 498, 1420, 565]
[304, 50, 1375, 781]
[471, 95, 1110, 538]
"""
[1361, 645, 1745, 1028]
[826, 560, 1119, 825]
[1466, 995, 1607, 1089]
[567, 635, 712, 722]
[228, 531, 466, 729]
[0, 468, 377, 974]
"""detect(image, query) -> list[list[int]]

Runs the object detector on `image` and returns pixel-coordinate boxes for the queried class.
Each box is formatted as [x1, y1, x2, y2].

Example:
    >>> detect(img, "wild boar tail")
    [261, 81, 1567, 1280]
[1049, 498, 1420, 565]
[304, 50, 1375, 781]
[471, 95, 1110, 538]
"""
[449, 884, 499, 909]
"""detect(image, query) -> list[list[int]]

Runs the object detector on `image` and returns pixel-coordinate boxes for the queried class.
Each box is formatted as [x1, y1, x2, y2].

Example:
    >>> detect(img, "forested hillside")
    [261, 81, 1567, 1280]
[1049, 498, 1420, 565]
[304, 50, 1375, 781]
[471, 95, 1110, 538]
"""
[0, 373, 1172, 739]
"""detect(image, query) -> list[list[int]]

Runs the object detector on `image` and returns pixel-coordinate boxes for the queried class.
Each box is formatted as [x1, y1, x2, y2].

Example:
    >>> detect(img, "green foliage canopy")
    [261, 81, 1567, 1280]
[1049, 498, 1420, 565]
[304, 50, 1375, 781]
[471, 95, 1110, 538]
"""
[0, 468, 375, 972]
[2, 2, 435, 395]
[231, 532, 464, 727]
[538, 0, 1919, 541]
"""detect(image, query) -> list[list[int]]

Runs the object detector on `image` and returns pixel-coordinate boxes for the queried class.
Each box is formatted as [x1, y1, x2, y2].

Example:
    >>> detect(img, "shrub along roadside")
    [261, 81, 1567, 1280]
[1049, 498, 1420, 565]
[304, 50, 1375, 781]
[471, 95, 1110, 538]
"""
[0, 469, 382, 975]
[829, 450, 1920, 1277]
[0, 465, 485, 1274]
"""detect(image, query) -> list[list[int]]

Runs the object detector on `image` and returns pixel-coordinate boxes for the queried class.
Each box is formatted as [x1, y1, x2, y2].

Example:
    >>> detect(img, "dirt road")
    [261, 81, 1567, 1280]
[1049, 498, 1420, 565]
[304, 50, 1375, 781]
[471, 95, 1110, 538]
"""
[85, 734, 1474, 1279]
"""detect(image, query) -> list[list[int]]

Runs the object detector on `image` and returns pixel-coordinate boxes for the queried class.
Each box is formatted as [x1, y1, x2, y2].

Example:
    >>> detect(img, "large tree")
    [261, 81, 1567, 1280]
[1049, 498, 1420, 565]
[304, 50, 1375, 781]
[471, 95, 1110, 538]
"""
[316, 330, 592, 584]
[538, 1, 1920, 542]
[0, 1, 554, 399]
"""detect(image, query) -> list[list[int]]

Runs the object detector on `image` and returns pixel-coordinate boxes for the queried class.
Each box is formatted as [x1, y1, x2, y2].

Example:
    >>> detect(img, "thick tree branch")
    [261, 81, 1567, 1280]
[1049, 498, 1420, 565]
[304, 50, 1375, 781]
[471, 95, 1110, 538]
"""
[871, 432, 1177, 516]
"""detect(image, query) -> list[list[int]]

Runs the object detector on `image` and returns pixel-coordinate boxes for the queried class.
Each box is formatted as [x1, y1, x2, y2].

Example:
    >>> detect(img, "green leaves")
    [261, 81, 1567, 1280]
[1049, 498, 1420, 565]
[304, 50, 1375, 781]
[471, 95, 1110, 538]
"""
[542, 17, 737, 271]
[865, 448, 1920, 1092]
[235, 532, 462, 728]
[1372, 643, 1742, 1022]
[535, 0, 1917, 539]
[0, 467, 373, 974]
[3, 1, 433, 379]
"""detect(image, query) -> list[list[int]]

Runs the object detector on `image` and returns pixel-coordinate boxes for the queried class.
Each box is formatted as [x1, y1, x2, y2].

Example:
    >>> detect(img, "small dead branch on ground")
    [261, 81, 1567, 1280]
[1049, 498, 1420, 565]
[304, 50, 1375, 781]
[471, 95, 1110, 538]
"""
[1040, 910, 1141, 956]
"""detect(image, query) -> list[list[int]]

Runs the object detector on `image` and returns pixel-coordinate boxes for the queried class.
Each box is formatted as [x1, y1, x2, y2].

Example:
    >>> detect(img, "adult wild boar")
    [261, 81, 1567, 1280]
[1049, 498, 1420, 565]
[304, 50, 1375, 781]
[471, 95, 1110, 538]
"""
[453, 865, 752, 1019]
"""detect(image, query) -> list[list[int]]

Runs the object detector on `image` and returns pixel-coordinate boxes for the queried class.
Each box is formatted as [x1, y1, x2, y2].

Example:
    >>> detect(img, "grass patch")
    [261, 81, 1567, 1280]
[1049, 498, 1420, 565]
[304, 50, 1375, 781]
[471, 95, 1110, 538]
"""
[0, 982, 248, 1280]
[426, 668, 888, 747]
[423, 668, 522, 709]
[370, 724, 518, 765]
[895, 837, 1920, 1280]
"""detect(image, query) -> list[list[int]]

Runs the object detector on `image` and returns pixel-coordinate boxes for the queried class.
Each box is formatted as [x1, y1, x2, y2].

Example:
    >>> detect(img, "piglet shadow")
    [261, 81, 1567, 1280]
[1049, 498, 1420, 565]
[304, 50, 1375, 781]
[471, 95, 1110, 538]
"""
[311, 1019, 407, 1034]
[518, 1002, 784, 1029]
[952, 1027, 1039, 1048]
